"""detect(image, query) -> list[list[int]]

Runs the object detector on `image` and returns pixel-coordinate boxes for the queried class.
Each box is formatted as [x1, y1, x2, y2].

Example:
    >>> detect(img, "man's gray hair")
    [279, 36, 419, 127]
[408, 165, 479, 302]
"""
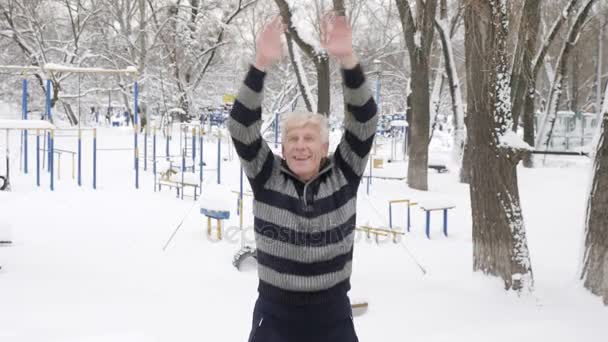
[280, 111, 329, 144]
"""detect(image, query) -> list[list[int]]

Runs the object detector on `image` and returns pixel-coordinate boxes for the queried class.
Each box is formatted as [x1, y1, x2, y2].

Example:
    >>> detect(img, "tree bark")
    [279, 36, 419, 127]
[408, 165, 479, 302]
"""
[510, 0, 541, 133]
[465, 0, 534, 292]
[396, 0, 438, 191]
[581, 107, 608, 305]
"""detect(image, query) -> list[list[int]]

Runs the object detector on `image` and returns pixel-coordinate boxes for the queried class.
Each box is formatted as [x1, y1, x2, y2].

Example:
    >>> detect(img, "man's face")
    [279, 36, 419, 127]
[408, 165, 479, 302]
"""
[282, 123, 329, 182]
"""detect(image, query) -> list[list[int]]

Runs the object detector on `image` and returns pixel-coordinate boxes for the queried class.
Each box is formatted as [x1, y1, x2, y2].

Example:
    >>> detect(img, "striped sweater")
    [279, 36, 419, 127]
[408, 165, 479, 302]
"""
[228, 64, 378, 305]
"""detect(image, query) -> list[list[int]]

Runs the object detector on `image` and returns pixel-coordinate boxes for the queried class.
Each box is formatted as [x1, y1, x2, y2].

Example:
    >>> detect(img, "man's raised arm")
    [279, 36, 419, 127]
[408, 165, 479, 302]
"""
[228, 17, 285, 190]
[322, 14, 379, 183]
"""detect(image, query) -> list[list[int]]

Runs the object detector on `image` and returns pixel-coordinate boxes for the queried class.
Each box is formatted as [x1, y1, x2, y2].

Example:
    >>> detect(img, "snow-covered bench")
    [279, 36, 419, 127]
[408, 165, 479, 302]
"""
[156, 160, 200, 200]
[418, 200, 456, 239]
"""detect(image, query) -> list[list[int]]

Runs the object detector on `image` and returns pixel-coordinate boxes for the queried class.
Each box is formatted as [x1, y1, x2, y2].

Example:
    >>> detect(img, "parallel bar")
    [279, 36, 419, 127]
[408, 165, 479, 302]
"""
[93, 129, 97, 190]
[36, 130, 40, 186]
[22, 79, 28, 174]
[78, 129, 82, 186]
[134, 81, 139, 189]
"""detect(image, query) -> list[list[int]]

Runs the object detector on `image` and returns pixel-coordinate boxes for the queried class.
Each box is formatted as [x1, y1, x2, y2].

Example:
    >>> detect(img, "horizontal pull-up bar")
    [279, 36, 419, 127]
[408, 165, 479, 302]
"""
[530, 150, 589, 157]
[0, 64, 138, 75]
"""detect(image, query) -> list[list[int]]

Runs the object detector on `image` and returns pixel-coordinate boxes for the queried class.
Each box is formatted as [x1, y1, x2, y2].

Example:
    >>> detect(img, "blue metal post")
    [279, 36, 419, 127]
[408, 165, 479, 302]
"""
[217, 132, 221, 184]
[192, 127, 196, 165]
[425, 210, 430, 239]
[407, 203, 411, 232]
[134, 81, 139, 189]
[153, 127, 157, 191]
[22, 79, 28, 174]
[274, 111, 278, 148]
[144, 130, 148, 171]
[78, 129, 82, 186]
[36, 130, 40, 187]
[443, 209, 448, 237]
[50, 130, 54, 191]
[93, 129, 97, 190]
[46, 80, 52, 172]
[199, 127, 203, 187]
[181, 151, 185, 200]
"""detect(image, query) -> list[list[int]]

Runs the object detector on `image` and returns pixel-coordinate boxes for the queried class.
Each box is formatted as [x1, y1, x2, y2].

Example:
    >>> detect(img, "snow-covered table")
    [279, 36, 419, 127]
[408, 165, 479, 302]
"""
[199, 184, 233, 240]
[418, 200, 456, 239]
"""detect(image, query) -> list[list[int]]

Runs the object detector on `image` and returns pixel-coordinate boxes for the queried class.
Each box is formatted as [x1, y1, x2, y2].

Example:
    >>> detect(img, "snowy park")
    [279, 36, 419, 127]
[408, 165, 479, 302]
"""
[1, 1, 608, 342]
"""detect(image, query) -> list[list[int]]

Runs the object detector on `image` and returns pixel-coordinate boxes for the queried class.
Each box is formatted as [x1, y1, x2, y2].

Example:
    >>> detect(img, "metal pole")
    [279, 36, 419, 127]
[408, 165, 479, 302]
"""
[22, 79, 28, 174]
[93, 128, 97, 190]
[274, 111, 279, 148]
[181, 150, 185, 200]
[166, 126, 170, 161]
[144, 129, 148, 171]
[50, 130, 54, 191]
[134, 81, 139, 189]
[192, 127, 196, 166]
[46, 79, 52, 172]
[78, 128, 82, 186]
[199, 126, 204, 187]
[153, 126, 157, 192]
[36, 130, 40, 187]
[239, 166, 244, 247]
[217, 130, 221, 184]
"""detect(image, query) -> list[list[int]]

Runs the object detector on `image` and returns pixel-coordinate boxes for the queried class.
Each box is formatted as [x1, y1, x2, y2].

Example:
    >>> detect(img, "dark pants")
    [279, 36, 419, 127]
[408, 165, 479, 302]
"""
[247, 296, 359, 342]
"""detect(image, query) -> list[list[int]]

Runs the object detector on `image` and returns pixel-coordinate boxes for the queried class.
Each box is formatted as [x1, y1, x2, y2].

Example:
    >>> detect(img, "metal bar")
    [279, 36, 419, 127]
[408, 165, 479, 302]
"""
[22, 79, 28, 174]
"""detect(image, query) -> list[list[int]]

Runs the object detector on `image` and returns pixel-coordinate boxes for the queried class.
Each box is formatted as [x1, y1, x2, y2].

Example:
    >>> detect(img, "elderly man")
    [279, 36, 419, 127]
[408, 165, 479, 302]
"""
[228, 14, 378, 342]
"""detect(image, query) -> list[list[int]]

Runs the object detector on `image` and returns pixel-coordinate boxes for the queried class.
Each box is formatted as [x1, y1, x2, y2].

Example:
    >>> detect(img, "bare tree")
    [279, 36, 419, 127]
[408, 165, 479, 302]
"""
[396, 0, 438, 191]
[465, 0, 533, 292]
[274, 0, 333, 115]
[0, 0, 102, 125]
[434, 0, 466, 180]
[535, 0, 597, 150]
[581, 83, 608, 305]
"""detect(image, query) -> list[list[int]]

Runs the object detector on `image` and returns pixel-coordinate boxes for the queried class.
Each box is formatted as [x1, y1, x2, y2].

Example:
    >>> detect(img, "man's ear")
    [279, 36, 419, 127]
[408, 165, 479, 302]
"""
[322, 142, 329, 156]
[282, 144, 286, 157]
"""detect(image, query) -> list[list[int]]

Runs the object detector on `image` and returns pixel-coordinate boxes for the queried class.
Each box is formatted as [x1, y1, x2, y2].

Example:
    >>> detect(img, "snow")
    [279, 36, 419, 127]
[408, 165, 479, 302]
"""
[198, 183, 234, 212]
[390, 119, 408, 127]
[0, 119, 56, 130]
[498, 130, 533, 150]
[43, 63, 138, 75]
[413, 31, 421, 48]
[0, 125, 607, 342]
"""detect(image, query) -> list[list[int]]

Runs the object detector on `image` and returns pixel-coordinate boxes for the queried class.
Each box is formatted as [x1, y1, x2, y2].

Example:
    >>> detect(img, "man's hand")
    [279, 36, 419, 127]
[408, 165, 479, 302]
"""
[321, 12, 357, 69]
[254, 16, 286, 72]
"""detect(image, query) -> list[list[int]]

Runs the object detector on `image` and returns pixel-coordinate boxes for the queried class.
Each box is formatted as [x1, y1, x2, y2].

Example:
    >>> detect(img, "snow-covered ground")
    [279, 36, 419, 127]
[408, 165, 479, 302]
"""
[0, 122, 607, 342]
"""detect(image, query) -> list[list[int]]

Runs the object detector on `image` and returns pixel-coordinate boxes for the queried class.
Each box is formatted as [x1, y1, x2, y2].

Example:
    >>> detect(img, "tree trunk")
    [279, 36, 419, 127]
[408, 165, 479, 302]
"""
[285, 34, 314, 112]
[510, 0, 541, 133]
[395, 0, 437, 191]
[408, 59, 430, 190]
[522, 89, 536, 167]
[434, 2, 465, 177]
[315, 55, 331, 116]
[465, 0, 534, 292]
[581, 108, 608, 305]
